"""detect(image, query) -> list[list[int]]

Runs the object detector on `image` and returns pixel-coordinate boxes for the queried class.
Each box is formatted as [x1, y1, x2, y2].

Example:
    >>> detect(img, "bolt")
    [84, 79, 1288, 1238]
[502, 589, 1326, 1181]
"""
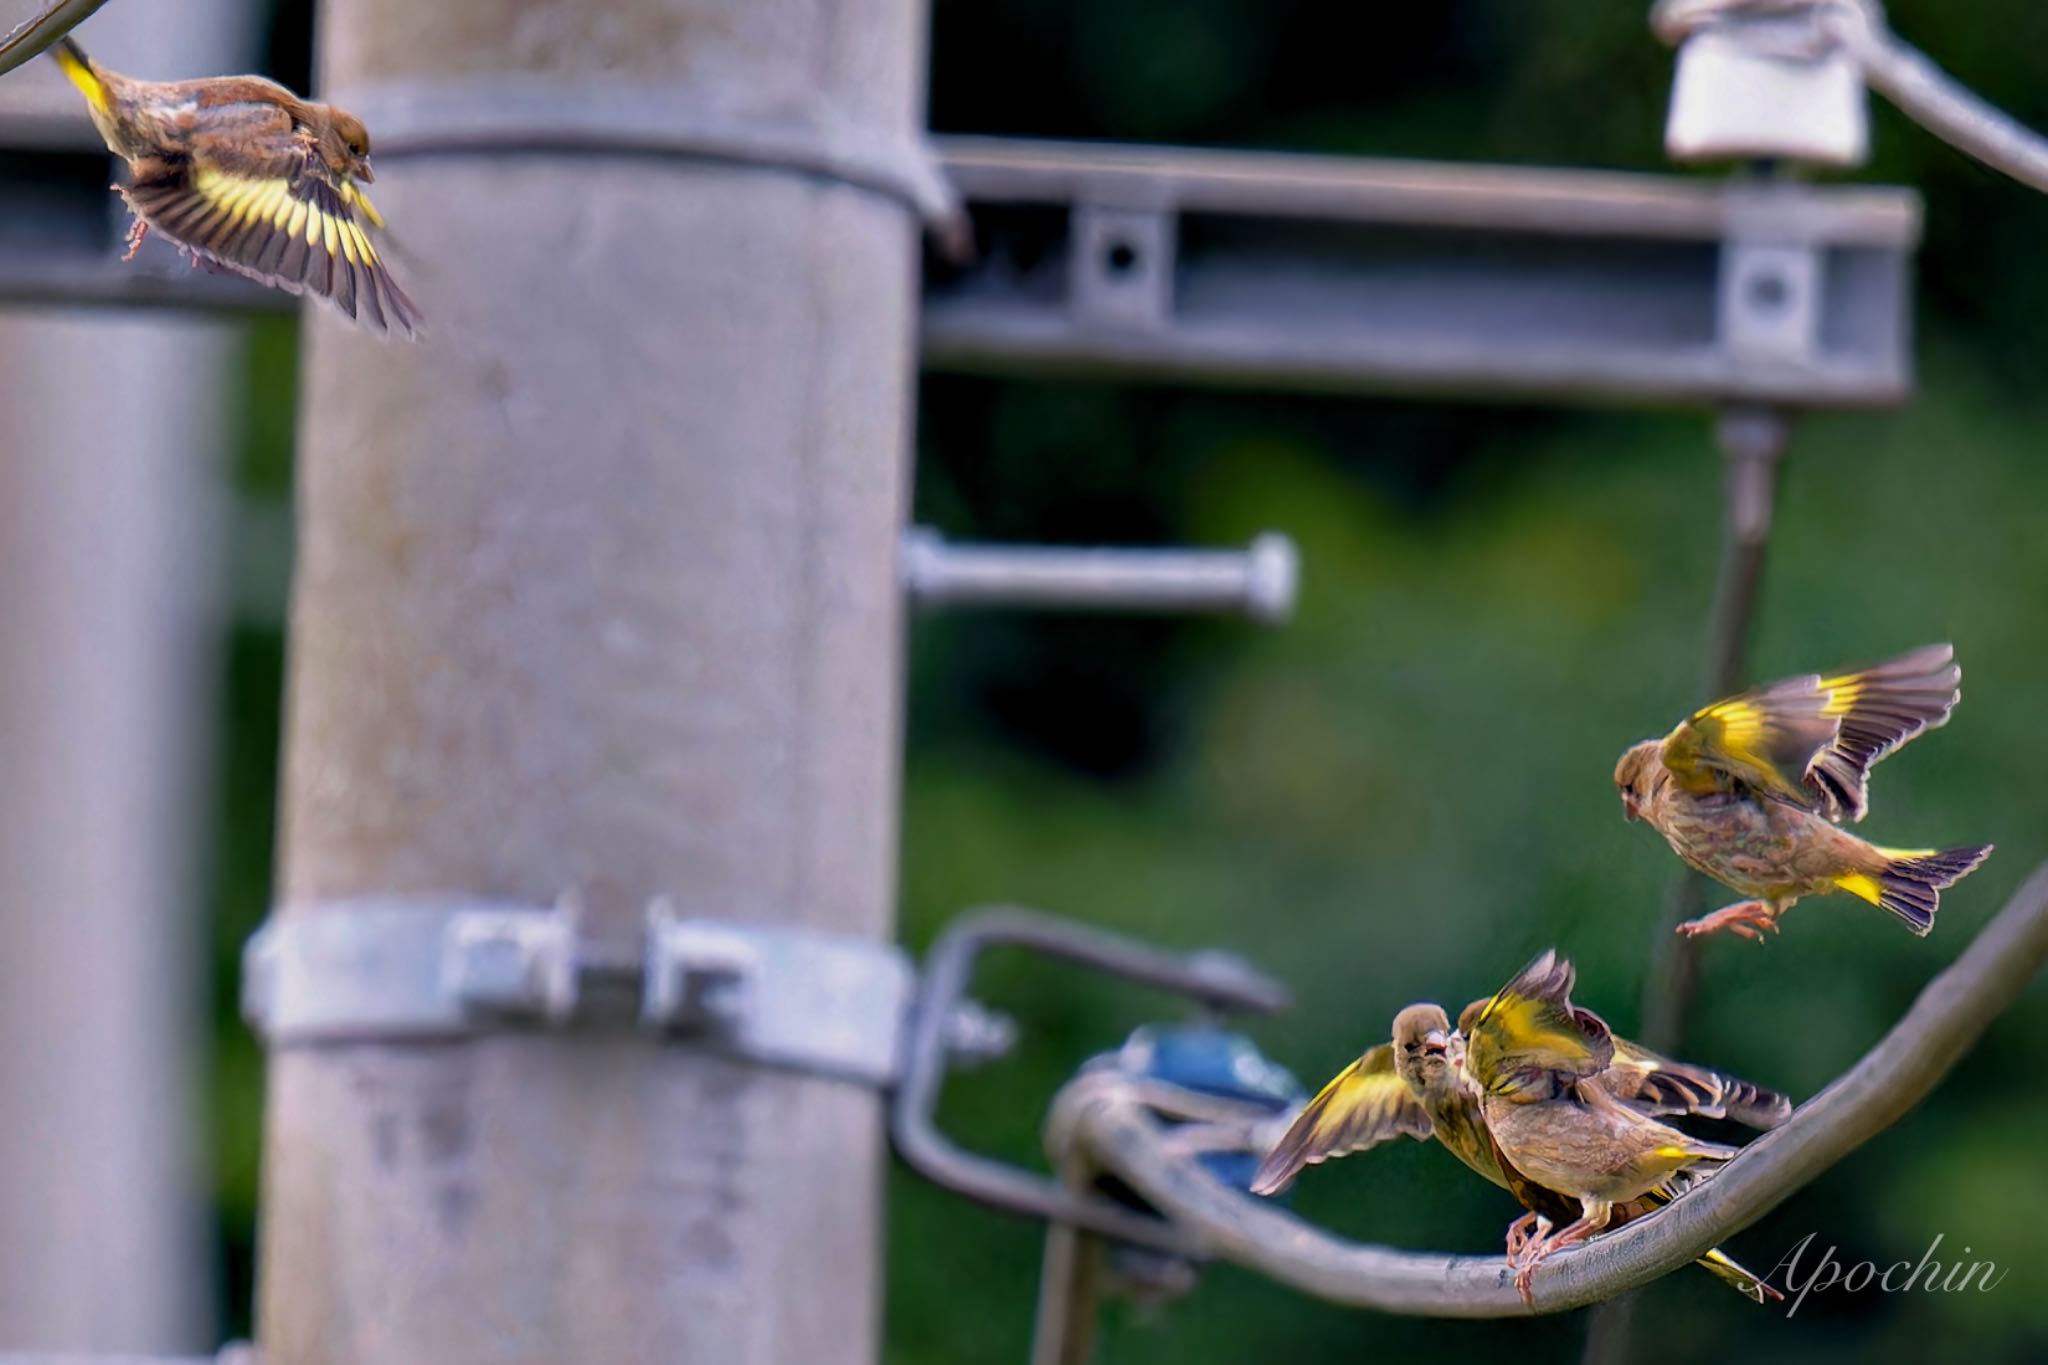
[944, 999, 1018, 1067]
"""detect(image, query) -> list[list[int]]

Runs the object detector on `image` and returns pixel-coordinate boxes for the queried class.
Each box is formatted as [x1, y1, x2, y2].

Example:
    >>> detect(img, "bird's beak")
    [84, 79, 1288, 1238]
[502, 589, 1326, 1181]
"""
[1420, 1029, 1450, 1057]
[357, 159, 376, 184]
[1620, 792, 1639, 822]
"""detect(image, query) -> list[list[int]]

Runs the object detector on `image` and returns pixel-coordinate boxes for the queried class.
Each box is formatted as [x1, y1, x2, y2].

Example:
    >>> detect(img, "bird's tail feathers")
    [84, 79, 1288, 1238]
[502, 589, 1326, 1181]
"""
[1652, 1137, 1738, 1165]
[1696, 1247, 1786, 1304]
[51, 36, 107, 111]
[1835, 843, 1995, 935]
[1638, 1185, 1783, 1303]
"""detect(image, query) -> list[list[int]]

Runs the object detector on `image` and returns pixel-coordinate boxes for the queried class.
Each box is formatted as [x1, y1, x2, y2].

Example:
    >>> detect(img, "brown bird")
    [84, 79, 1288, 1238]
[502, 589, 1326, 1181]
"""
[1614, 643, 1992, 940]
[1464, 952, 1769, 1303]
[1254, 993, 1787, 1303]
[47, 35, 419, 335]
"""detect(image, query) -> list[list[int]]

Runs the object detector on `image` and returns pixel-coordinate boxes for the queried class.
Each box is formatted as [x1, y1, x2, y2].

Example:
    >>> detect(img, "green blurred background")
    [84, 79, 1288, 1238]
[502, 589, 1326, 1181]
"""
[208, 0, 2048, 1359]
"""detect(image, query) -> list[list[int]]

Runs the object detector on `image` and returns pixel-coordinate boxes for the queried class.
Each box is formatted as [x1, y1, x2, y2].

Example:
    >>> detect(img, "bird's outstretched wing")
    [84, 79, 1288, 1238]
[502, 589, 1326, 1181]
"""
[122, 139, 420, 336]
[1463, 951, 1614, 1100]
[1658, 644, 1960, 822]
[1250, 1043, 1433, 1195]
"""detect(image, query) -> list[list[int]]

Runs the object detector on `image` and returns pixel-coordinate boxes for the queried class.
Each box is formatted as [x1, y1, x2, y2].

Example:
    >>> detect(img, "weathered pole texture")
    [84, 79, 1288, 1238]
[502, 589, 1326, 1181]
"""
[258, 2, 927, 1362]
[0, 3, 249, 1353]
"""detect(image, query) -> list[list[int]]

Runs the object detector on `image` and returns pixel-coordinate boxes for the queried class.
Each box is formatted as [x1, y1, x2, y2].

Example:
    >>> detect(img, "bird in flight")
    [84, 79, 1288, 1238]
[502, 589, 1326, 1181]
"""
[45, 35, 420, 335]
[1614, 643, 1991, 941]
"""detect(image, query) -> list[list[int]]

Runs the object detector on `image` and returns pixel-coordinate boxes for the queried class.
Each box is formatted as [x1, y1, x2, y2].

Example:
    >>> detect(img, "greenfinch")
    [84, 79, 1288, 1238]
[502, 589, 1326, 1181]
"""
[1256, 977, 1787, 1303]
[1464, 952, 1774, 1302]
[40, 36, 418, 334]
[1613, 643, 1991, 939]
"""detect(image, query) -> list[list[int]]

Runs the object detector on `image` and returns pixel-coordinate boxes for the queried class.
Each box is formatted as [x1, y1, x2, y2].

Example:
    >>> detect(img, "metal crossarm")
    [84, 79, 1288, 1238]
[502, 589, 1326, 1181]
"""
[925, 137, 1918, 407]
[0, 112, 1919, 411]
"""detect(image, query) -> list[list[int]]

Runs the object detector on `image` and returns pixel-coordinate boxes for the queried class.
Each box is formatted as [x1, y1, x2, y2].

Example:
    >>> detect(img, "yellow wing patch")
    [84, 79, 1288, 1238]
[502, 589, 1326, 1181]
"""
[1819, 674, 1863, 716]
[1249, 1044, 1432, 1196]
[1665, 646, 1961, 820]
[123, 156, 419, 335]
[342, 181, 386, 230]
[1666, 698, 1811, 802]
[1464, 952, 1616, 1100]
[187, 166, 372, 265]
[1659, 675, 1840, 805]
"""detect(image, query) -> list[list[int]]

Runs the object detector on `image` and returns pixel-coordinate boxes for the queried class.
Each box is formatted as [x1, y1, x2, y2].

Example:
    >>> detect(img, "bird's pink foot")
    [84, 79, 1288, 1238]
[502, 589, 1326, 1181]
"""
[1677, 899, 1780, 942]
[1512, 1247, 1544, 1306]
[1511, 1215, 1600, 1306]
[1503, 1211, 1541, 1266]
[121, 217, 149, 263]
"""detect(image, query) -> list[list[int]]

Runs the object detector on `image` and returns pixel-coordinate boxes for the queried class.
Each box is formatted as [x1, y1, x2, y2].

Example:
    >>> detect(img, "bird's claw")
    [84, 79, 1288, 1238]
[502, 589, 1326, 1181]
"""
[1509, 1237, 1545, 1307]
[1503, 1212, 1539, 1266]
[1676, 900, 1779, 941]
[1505, 1214, 1552, 1305]
[121, 217, 149, 263]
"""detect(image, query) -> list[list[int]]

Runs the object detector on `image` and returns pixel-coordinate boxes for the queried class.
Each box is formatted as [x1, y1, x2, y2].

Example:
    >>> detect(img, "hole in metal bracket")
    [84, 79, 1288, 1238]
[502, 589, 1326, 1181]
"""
[1744, 268, 1790, 315]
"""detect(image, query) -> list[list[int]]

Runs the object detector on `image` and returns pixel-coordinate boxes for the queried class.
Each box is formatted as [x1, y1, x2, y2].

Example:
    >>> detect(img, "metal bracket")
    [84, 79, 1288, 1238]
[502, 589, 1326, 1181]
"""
[642, 901, 914, 1088]
[1070, 205, 1176, 332]
[242, 900, 583, 1044]
[243, 899, 913, 1087]
[1718, 237, 1822, 365]
[903, 526, 1298, 624]
[890, 906, 1289, 1254]
[924, 136, 1918, 408]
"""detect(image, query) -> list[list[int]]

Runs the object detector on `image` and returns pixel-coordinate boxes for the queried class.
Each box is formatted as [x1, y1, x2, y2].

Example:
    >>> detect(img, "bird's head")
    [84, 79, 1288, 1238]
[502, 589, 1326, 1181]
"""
[326, 110, 374, 181]
[1612, 740, 1660, 822]
[1390, 1002, 1454, 1091]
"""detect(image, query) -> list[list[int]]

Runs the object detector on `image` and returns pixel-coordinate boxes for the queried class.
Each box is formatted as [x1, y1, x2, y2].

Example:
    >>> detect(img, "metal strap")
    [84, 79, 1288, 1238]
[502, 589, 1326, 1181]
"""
[331, 78, 966, 241]
[243, 899, 913, 1088]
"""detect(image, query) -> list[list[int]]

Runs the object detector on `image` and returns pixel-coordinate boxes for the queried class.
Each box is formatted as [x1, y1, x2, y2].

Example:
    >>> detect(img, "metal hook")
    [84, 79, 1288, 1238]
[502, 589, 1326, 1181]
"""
[891, 906, 1288, 1254]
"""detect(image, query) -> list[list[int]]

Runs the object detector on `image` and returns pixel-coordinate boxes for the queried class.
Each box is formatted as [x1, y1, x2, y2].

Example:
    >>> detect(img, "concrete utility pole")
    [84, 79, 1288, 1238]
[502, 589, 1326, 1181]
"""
[0, 2, 249, 1353]
[258, 2, 928, 1362]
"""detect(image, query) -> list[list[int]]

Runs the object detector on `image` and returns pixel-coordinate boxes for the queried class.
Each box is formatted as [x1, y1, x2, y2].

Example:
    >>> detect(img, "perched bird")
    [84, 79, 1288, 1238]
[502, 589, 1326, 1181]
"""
[1614, 643, 1992, 939]
[1465, 951, 1766, 1303]
[44, 36, 419, 335]
[1253, 990, 1788, 1303]
[1249, 1004, 1485, 1196]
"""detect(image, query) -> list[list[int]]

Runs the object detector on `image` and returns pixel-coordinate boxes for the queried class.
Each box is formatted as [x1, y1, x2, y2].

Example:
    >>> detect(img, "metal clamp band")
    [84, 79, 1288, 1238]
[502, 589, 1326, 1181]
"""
[642, 901, 913, 1088]
[331, 78, 966, 242]
[242, 899, 582, 1044]
[243, 899, 913, 1088]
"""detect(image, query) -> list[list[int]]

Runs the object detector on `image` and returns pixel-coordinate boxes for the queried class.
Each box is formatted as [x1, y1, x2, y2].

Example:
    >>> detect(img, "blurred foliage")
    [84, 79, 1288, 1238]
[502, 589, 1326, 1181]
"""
[202, 0, 2048, 1358]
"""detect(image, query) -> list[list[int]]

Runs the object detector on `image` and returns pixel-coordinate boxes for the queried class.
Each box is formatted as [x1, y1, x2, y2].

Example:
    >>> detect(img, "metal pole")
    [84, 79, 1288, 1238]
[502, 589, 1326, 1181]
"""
[1638, 406, 1790, 1055]
[254, 2, 928, 1362]
[1028, 1156, 1107, 1365]
[0, 3, 248, 1353]
[1587, 406, 1788, 1365]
